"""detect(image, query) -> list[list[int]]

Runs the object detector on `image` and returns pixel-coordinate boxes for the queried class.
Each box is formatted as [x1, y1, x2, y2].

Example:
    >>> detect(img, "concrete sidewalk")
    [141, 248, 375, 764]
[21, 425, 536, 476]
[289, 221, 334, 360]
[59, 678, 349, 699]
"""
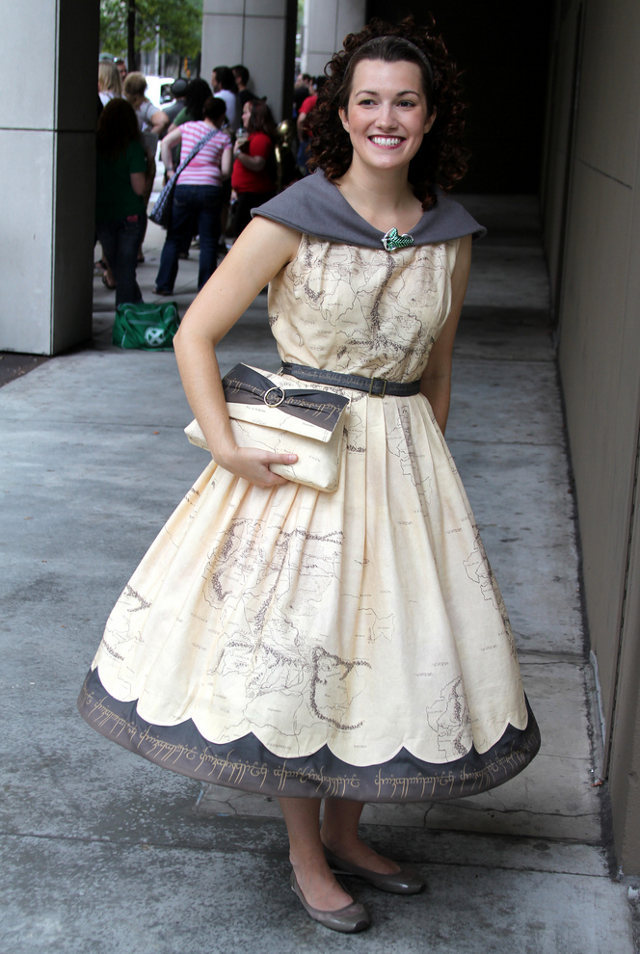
[1, 207, 637, 953]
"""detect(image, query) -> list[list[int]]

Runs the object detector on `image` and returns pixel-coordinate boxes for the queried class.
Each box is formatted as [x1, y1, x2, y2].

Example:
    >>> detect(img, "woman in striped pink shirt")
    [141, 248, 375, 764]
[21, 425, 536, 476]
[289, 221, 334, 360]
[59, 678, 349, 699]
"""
[155, 97, 232, 294]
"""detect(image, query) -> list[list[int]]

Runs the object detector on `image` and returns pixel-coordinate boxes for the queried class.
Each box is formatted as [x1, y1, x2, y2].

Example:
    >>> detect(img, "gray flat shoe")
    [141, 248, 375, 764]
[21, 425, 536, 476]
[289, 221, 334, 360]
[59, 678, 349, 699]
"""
[290, 870, 370, 933]
[324, 847, 426, 895]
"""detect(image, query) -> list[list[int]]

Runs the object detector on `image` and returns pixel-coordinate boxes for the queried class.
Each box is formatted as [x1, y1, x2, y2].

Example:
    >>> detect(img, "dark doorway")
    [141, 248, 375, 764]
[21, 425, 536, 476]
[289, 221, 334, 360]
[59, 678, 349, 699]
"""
[366, 1, 553, 193]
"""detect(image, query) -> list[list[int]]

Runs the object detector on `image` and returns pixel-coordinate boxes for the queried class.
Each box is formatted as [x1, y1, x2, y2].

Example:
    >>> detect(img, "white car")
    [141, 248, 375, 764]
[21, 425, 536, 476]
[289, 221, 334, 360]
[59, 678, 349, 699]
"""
[144, 75, 176, 109]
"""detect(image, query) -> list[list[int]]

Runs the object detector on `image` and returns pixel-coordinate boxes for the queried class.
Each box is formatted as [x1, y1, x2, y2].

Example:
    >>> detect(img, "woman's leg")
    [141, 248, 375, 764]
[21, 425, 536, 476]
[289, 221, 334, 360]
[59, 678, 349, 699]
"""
[195, 186, 222, 289]
[278, 797, 354, 911]
[154, 186, 193, 293]
[96, 222, 117, 289]
[138, 153, 156, 261]
[98, 217, 143, 305]
[321, 798, 400, 874]
[113, 214, 144, 305]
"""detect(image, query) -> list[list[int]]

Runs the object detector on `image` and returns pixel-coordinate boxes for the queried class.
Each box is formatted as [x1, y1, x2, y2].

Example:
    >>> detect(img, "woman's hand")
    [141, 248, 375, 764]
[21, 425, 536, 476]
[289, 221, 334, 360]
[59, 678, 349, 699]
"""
[213, 444, 298, 489]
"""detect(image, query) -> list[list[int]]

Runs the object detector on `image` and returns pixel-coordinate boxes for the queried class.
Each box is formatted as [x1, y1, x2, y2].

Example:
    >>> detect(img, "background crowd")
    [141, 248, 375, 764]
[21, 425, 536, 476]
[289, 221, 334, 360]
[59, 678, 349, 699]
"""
[95, 57, 323, 308]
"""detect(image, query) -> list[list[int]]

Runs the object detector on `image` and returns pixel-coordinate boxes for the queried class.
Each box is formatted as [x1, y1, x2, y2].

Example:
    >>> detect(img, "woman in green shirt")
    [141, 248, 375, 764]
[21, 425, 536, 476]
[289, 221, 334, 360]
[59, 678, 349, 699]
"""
[96, 98, 147, 305]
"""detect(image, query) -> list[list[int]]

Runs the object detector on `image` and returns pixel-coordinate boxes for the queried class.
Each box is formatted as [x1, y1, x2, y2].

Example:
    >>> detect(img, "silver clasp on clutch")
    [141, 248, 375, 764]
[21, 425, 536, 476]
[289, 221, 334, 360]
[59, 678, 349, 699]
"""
[264, 385, 286, 407]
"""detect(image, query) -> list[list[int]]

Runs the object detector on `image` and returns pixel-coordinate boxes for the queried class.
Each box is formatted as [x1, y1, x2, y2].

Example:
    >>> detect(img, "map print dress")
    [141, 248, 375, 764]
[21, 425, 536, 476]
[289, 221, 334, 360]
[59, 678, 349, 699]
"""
[78, 175, 540, 802]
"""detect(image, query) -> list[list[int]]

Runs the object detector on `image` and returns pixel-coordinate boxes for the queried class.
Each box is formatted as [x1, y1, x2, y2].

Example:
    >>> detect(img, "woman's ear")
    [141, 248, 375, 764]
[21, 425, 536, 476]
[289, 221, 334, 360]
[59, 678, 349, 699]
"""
[338, 106, 349, 133]
[424, 108, 437, 135]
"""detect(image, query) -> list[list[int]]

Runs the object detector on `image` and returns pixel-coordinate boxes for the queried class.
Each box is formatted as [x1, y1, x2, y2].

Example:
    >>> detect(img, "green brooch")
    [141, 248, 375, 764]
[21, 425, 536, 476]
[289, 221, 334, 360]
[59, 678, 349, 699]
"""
[382, 227, 415, 252]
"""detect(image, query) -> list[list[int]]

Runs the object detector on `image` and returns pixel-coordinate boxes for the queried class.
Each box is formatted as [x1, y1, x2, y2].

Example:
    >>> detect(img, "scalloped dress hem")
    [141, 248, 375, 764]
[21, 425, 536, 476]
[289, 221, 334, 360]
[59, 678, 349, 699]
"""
[78, 668, 540, 803]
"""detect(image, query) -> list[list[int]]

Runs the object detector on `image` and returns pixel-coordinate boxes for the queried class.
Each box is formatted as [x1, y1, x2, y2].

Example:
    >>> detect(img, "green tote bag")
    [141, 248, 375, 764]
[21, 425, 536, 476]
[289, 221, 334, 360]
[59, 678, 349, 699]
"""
[112, 302, 180, 350]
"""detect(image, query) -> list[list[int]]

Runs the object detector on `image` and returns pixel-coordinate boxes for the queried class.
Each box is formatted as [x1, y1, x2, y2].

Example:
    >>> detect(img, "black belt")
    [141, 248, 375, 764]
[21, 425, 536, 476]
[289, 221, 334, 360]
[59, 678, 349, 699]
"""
[280, 362, 421, 397]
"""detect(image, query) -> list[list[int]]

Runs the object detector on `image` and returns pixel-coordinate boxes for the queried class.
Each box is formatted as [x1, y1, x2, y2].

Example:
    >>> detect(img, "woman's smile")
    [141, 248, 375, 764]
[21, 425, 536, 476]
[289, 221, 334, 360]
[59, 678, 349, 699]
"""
[369, 135, 405, 148]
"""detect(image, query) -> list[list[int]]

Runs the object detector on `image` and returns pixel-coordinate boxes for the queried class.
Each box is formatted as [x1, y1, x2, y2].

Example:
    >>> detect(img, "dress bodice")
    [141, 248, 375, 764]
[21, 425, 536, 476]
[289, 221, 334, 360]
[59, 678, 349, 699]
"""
[268, 234, 460, 382]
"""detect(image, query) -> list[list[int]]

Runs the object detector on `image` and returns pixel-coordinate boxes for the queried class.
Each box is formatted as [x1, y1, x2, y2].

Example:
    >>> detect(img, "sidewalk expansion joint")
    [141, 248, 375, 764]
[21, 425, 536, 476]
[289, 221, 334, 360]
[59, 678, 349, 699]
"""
[0, 830, 614, 880]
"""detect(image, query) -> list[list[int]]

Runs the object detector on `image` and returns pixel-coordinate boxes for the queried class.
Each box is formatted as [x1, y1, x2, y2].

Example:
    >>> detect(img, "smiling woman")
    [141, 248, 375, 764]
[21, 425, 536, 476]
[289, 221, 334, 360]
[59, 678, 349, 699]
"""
[79, 14, 539, 937]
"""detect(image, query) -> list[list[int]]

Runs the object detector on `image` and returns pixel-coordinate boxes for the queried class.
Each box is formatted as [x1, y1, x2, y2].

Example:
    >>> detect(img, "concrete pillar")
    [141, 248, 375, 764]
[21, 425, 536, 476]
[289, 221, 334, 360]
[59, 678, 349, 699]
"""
[302, 0, 366, 77]
[201, 0, 296, 122]
[0, 0, 98, 355]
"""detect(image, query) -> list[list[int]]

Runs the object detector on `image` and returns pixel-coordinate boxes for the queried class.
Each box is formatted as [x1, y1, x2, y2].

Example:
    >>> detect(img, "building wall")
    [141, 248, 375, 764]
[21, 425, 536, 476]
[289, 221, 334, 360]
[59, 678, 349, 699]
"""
[201, 0, 296, 122]
[542, 0, 640, 872]
[0, 0, 98, 354]
[302, 0, 366, 77]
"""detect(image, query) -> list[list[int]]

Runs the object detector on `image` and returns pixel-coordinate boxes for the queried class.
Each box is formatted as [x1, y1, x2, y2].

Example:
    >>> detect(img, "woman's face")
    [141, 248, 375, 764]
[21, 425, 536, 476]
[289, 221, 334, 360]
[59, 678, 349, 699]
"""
[339, 58, 435, 173]
[242, 101, 253, 128]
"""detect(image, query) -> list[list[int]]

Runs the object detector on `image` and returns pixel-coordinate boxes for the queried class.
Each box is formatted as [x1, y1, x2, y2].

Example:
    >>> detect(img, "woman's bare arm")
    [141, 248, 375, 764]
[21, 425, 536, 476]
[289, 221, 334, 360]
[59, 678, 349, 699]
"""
[236, 151, 266, 172]
[173, 216, 301, 488]
[151, 108, 169, 136]
[160, 127, 182, 172]
[130, 171, 146, 196]
[420, 234, 472, 434]
[221, 145, 232, 178]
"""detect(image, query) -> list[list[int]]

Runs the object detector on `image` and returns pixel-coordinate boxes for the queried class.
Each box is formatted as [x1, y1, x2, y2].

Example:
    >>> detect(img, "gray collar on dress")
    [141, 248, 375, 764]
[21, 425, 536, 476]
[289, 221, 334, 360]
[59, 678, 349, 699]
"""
[252, 169, 486, 249]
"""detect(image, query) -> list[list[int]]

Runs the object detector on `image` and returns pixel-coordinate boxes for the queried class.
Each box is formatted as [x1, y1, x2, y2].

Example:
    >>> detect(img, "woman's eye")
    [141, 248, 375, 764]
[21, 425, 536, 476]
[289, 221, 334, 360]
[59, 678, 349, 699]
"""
[357, 98, 376, 106]
[398, 100, 417, 108]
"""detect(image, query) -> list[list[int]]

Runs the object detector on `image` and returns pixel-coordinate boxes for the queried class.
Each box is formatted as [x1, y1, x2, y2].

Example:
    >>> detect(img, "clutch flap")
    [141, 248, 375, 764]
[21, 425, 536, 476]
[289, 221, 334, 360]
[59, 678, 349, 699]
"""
[222, 364, 349, 443]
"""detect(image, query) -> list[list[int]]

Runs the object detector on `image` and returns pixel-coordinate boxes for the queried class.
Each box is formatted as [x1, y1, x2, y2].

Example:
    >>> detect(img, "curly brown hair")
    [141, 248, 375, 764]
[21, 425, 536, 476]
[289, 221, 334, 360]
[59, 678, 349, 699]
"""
[308, 16, 468, 209]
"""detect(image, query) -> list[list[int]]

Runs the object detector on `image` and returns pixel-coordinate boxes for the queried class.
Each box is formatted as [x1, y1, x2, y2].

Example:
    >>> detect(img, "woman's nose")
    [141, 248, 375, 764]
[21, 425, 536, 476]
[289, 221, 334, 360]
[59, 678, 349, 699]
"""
[376, 104, 397, 128]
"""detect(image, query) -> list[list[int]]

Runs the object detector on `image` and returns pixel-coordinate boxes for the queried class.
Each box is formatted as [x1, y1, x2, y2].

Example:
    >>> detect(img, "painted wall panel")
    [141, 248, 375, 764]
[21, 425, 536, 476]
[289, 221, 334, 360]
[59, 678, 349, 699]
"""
[0, 130, 55, 353]
[609, 443, 640, 871]
[306, 0, 339, 52]
[575, 0, 640, 186]
[202, 16, 244, 72]
[246, 0, 287, 15]
[549, 0, 640, 871]
[558, 164, 634, 723]
[606, 128, 640, 872]
[203, 0, 244, 14]
[540, 1, 582, 296]
[303, 0, 366, 75]
[0, 0, 57, 130]
[0, 0, 97, 354]
[243, 19, 288, 119]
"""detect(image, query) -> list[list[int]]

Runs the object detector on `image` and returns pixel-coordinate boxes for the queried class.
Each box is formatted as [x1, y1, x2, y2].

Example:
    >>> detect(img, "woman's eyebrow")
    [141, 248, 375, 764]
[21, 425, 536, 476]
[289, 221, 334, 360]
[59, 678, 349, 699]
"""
[354, 88, 420, 96]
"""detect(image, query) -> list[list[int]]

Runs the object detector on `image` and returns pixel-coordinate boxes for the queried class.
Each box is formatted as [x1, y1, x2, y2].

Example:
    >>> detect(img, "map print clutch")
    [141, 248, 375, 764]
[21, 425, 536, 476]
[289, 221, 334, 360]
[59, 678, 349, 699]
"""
[184, 363, 350, 492]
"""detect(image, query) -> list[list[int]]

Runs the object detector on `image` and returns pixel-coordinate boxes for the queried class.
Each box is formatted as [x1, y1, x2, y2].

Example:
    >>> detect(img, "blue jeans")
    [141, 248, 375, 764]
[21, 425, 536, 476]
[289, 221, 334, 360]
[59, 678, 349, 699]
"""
[155, 184, 222, 292]
[97, 213, 145, 305]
